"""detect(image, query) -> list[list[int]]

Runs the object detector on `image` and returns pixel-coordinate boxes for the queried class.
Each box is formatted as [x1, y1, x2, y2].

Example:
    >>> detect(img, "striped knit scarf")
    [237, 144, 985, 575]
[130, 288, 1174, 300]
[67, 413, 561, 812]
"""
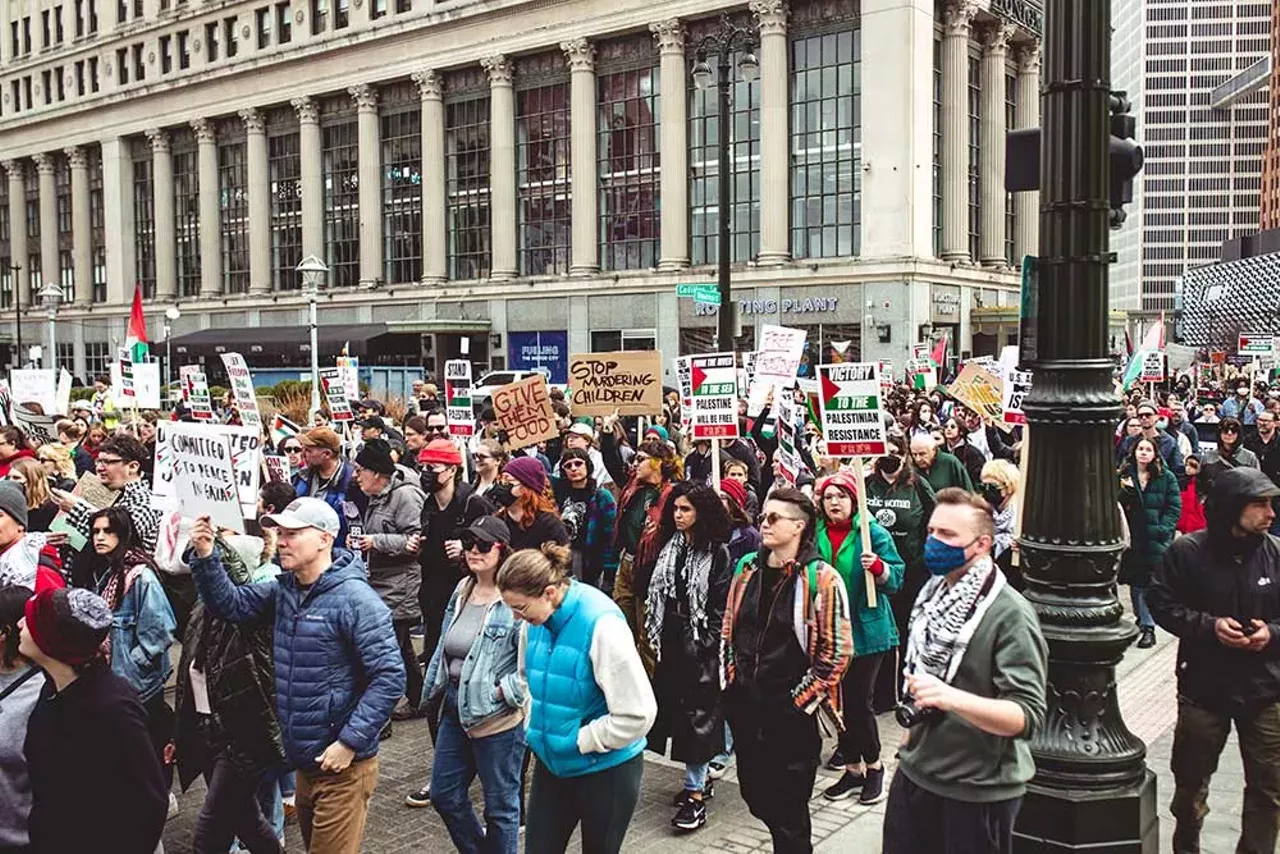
[644, 535, 714, 656]
[903, 556, 1005, 686]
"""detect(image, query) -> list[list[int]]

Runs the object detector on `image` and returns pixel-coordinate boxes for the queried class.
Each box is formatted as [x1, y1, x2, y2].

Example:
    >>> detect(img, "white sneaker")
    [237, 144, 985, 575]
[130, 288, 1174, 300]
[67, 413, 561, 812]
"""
[166, 792, 179, 821]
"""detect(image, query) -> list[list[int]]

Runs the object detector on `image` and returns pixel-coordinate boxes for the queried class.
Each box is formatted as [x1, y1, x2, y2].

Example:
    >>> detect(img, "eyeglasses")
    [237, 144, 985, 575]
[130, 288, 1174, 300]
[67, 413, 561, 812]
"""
[562, 459, 586, 470]
[473, 454, 492, 462]
[760, 511, 804, 527]
[460, 535, 497, 554]
[96, 456, 125, 467]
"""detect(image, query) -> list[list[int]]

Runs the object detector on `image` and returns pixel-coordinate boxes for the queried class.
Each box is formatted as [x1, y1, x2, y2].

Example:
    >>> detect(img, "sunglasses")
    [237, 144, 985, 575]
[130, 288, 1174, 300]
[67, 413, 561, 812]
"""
[426, 425, 449, 434]
[759, 511, 803, 527]
[284, 446, 303, 453]
[1222, 426, 1239, 434]
[460, 535, 498, 554]
[473, 454, 492, 462]
[562, 459, 586, 469]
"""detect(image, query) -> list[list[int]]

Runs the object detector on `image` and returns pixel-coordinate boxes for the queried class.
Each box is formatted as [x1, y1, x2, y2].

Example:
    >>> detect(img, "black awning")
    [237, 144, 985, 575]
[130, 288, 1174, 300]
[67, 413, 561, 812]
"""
[170, 322, 393, 358]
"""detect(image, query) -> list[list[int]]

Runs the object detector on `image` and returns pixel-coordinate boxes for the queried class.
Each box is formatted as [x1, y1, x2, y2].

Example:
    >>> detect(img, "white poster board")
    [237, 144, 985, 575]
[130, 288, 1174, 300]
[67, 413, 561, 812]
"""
[9, 369, 56, 415]
[817, 362, 888, 457]
[168, 424, 244, 533]
[444, 359, 475, 437]
[748, 325, 807, 416]
[179, 365, 214, 421]
[688, 353, 739, 440]
[220, 353, 262, 429]
[11, 407, 58, 446]
[152, 420, 261, 518]
[1002, 370, 1032, 426]
[110, 361, 161, 409]
[55, 369, 72, 417]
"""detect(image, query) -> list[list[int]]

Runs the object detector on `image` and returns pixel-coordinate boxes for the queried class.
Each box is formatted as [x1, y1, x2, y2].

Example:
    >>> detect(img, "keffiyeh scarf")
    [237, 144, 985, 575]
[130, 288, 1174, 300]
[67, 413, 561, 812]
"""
[644, 535, 714, 658]
[903, 556, 1005, 686]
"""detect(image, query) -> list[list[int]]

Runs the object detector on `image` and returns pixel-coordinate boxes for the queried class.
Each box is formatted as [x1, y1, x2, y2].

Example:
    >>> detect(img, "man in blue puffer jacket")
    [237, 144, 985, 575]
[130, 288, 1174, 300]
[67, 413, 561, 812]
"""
[186, 497, 405, 854]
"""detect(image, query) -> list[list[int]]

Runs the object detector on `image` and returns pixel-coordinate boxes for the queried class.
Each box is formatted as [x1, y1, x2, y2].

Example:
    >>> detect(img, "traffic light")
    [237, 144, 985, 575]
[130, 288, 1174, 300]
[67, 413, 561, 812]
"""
[1005, 90, 1145, 229]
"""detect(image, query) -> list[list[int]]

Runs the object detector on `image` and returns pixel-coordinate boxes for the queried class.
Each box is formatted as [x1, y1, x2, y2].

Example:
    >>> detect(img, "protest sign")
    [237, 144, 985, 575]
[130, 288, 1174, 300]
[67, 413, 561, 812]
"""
[55, 369, 72, 416]
[1239, 332, 1271, 356]
[169, 424, 244, 533]
[775, 388, 801, 485]
[263, 454, 289, 484]
[180, 365, 214, 421]
[1002, 370, 1032, 426]
[0, 381, 11, 427]
[11, 407, 58, 446]
[491, 374, 557, 450]
[818, 363, 887, 457]
[740, 351, 758, 400]
[1140, 350, 1165, 383]
[877, 360, 893, 396]
[119, 349, 135, 400]
[688, 353, 739, 440]
[675, 356, 694, 433]
[319, 367, 353, 422]
[568, 351, 662, 417]
[153, 420, 261, 518]
[748, 325, 807, 415]
[111, 360, 161, 409]
[907, 359, 937, 391]
[9, 369, 56, 415]
[911, 344, 932, 363]
[444, 360, 475, 437]
[74, 470, 121, 510]
[947, 363, 1005, 425]
[337, 356, 360, 403]
[220, 353, 262, 429]
[1166, 343, 1197, 374]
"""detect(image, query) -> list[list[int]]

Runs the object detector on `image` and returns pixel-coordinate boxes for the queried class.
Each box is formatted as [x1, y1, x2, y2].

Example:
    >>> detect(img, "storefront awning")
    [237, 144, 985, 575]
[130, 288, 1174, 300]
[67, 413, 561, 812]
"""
[170, 322, 393, 358]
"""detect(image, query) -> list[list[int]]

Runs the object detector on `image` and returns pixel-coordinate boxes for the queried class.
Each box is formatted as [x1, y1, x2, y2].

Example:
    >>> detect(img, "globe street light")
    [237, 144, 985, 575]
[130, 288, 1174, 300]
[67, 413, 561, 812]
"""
[164, 305, 181, 405]
[38, 282, 61, 371]
[296, 255, 329, 421]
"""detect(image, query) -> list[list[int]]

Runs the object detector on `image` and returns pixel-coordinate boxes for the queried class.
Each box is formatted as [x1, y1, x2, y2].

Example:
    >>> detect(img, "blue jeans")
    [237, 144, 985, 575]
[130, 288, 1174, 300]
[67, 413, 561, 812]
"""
[431, 682, 526, 854]
[1131, 584, 1154, 630]
[710, 722, 734, 767]
[685, 762, 709, 792]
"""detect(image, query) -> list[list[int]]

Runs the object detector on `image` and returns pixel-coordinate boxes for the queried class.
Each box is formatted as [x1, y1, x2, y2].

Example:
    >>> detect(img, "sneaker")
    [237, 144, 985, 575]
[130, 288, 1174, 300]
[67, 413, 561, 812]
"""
[825, 749, 846, 771]
[671, 783, 714, 807]
[671, 798, 707, 831]
[822, 770, 864, 801]
[166, 792, 179, 821]
[379, 721, 393, 740]
[391, 698, 420, 721]
[404, 786, 432, 808]
[707, 757, 730, 780]
[859, 766, 887, 805]
[282, 796, 297, 824]
[1137, 627, 1156, 649]
[409, 623, 424, 638]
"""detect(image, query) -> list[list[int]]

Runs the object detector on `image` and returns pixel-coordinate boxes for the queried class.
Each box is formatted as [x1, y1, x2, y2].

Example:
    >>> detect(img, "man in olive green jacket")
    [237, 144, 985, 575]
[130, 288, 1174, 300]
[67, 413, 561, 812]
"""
[882, 487, 1048, 854]
[910, 434, 975, 494]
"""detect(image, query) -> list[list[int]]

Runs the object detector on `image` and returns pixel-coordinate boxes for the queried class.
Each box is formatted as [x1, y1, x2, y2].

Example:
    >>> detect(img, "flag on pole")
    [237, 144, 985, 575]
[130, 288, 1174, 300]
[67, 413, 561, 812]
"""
[125, 284, 150, 363]
[1122, 317, 1167, 390]
[930, 336, 948, 370]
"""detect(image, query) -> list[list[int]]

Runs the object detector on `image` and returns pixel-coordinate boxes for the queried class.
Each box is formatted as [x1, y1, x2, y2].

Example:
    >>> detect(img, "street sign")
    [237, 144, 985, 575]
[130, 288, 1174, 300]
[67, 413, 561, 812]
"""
[676, 283, 722, 305]
[818, 363, 887, 457]
[688, 352, 739, 439]
[1239, 332, 1271, 356]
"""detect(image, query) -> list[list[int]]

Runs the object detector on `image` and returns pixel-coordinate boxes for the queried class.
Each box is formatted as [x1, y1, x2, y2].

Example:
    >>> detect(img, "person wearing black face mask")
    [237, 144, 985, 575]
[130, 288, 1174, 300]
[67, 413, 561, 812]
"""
[979, 460, 1021, 589]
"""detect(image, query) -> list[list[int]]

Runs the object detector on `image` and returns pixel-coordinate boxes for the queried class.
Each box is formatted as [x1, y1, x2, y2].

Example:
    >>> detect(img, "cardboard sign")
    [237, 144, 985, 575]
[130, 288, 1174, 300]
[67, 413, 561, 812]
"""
[1140, 350, 1165, 383]
[9, 369, 56, 415]
[168, 424, 244, 533]
[689, 353, 739, 440]
[55, 369, 72, 416]
[568, 351, 663, 417]
[74, 469, 121, 510]
[319, 367, 353, 422]
[775, 387, 801, 485]
[491, 374, 557, 450]
[1002, 370, 1032, 426]
[263, 454, 290, 484]
[110, 360, 161, 409]
[153, 421, 261, 518]
[749, 325, 807, 416]
[11, 407, 58, 446]
[818, 363, 887, 457]
[180, 365, 214, 421]
[947, 363, 1006, 425]
[444, 359, 475, 437]
[220, 353, 262, 430]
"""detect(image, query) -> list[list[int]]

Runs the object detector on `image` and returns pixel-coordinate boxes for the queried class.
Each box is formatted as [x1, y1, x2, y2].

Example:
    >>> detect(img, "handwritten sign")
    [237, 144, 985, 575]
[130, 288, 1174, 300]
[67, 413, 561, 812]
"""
[1140, 350, 1165, 383]
[444, 360, 475, 437]
[491, 374, 557, 450]
[220, 353, 262, 430]
[152, 421, 261, 518]
[568, 351, 663, 417]
[947, 363, 1005, 425]
[319, 367, 353, 422]
[1002, 370, 1032, 426]
[180, 365, 214, 421]
[775, 387, 801, 484]
[9, 369, 56, 415]
[119, 349, 135, 400]
[675, 356, 694, 433]
[263, 453, 290, 484]
[336, 356, 360, 403]
[689, 353, 739, 440]
[748, 325, 807, 415]
[169, 424, 244, 533]
[818, 362, 887, 457]
[11, 407, 58, 446]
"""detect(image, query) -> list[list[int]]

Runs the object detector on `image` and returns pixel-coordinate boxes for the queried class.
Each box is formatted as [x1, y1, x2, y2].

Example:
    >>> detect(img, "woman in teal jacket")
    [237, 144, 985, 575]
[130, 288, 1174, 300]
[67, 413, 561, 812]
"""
[1119, 436, 1181, 649]
[814, 470, 904, 807]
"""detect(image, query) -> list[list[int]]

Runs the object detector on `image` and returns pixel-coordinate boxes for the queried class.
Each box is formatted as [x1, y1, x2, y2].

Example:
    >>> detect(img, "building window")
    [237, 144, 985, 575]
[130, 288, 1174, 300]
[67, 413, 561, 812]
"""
[85, 341, 110, 378]
[1005, 69, 1016, 265]
[173, 141, 201, 298]
[90, 148, 105, 303]
[132, 43, 145, 81]
[41, 10, 49, 49]
[382, 109, 422, 285]
[371, 0, 386, 19]
[967, 53, 980, 263]
[132, 141, 156, 300]
[395, 0, 410, 11]
[88, 0, 97, 34]
[256, 8, 270, 49]
[932, 37, 941, 257]
[269, 131, 301, 290]
[310, 0, 326, 34]
[89, 56, 98, 91]
[116, 48, 128, 84]
[591, 328, 657, 352]
[178, 31, 189, 69]
[224, 17, 238, 58]
[517, 81, 571, 276]
[55, 156, 73, 302]
[54, 7, 64, 43]
[25, 162, 39, 305]
[335, 0, 348, 28]
[21, 17, 30, 54]
[218, 141, 249, 294]
[790, 28, 860, 259]
[0, 177, 10, 310]
[205, 22, 219, 61]
[598, 64, 660, 271]
[276, 1, 291, 42]
[322, 120, 359, 287]
[160, 34, 172, 73]
[689, 51, 760, 265]
[446, 95, 490, 280]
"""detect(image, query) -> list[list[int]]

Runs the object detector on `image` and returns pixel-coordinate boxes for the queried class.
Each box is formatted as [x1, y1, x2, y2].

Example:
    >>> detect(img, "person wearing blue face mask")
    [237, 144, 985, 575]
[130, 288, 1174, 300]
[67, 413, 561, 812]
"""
[882, 488, 1048, 854]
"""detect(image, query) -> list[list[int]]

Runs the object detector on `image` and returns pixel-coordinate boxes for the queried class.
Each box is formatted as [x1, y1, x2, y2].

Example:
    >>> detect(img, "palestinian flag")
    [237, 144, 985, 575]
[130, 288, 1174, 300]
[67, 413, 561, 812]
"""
[125, 284, 149, 363]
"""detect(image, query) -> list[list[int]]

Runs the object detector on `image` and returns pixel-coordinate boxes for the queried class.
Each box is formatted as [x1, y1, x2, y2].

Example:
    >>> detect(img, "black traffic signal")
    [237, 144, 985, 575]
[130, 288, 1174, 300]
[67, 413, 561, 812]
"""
[1005, 90, 1145, 229]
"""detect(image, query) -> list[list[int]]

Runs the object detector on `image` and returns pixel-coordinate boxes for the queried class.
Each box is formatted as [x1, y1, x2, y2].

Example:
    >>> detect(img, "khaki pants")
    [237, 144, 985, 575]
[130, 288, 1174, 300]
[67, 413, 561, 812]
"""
[611, 551, 655, 676]
[297, 756, 379, 854]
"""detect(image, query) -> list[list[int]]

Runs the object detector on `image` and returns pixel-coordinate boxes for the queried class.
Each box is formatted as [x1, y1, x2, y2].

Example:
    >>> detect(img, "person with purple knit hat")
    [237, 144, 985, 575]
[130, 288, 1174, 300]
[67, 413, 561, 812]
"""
[492, 457, 570, 552]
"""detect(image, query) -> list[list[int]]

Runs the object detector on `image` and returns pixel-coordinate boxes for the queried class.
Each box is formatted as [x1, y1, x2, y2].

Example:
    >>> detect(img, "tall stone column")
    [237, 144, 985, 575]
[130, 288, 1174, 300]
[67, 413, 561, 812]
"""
[941, 0, 978, 261]
[561, 38, 597, 275]
[100, 139, 135, 307]
[292, 97, 324, 267]
[241, 108, 272, 294]
[4, 161, 27, 315]
[1014, 41, 1041, 264]
[34, 154, 58, 306]
[483, 55, 517, 280]
[146, 129, 177, 301]
[412, 70, 447, 285]
[979, 22, 1015, 267]
[752, 0, 790, 265]
[192, 118, 221, 297]
[650, 19, 689, 271]
[67, 147, 92, 307]
[350, 84, 382, 287]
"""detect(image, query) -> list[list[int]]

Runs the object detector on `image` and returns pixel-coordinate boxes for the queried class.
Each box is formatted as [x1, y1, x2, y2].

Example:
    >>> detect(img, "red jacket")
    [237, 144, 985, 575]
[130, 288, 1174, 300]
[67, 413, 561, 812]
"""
[0, 448, 35, 478]
[1177, 479, 1207, 534]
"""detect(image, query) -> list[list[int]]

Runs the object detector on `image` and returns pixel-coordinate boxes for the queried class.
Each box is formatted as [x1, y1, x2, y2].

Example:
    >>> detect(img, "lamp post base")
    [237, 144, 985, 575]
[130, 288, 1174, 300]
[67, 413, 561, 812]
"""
[1014, 770, 1158, 853]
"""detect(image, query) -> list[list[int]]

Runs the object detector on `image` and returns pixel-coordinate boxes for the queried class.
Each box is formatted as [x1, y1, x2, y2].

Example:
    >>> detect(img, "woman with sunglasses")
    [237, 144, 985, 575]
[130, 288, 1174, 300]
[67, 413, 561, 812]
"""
[1199, 416, 1260, 497]
[473, 439, 509, 500]
[278, 436, 305, 478]
[36, 442, 77, 492]
[8, 457, 58, 533]
[491, 457, 570, 552]
[422, 515, 526, 854]
[551, 448, 618, 591]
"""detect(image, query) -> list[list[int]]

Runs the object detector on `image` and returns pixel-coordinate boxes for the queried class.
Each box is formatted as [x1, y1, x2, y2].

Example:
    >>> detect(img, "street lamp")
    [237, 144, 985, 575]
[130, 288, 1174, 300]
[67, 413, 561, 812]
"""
[692, 14, 759, 350]
[296, 255, 329, 421]
[164, 305, 181, 405]
[38, 282, 61, 371]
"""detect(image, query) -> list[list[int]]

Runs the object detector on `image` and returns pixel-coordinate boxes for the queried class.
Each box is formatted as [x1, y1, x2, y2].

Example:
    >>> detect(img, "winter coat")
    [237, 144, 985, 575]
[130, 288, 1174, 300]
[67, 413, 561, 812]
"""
[186, 546, 406, 773]
[293, 461, 369, 545]
[1116, 430, 1186, 483]
[919, 450, 974, 494]
[816, 516, 905, 657]
[1119, 465, 1181, 586]
[1199, 444, 1261, 498]
[646, 541, 732, 765]
[553, 478, 620, 585]
[361, 471, 426, 622]
[1177, 479, 1207, 534]
[947, 439, 988, 489]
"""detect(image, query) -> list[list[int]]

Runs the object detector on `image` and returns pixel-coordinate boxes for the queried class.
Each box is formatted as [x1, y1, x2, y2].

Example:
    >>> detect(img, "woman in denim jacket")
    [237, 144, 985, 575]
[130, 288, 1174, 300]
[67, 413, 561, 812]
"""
[85, 506, 177, 790]
[422, 514, 526, 854]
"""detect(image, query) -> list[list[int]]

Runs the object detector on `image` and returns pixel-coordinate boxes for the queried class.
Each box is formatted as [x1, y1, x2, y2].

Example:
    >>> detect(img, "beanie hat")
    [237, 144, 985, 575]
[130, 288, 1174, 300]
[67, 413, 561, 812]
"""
[24, 587, 112, 666]
[505, 456, 548, 494]
[815, 470, 859, 503]
[559, 447, 593, 476]
[720, 476, 748, 511]
[355, 438, 396, 476]
[0, 481, 28, 528]
[417, 438, 462, 467]
[644, 424, 670, 443]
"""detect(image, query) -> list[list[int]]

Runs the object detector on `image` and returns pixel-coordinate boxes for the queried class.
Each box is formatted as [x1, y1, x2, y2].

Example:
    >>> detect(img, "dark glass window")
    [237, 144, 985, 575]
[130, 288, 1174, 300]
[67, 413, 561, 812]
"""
[689, 52, 760, 264]
[269, 131, 301, 290]
[55, 156, 73, 302]
[446, 96, 490, 280]
[382, 109, 422, 285]
[218, 141, 249, 294]
[132, 141, 156, 300]
[91, 147, 105, 304]
[598, 65, 660, 271]
[932, 37, 941, 257]
[322, 120, 359, 287]
[517, 82, 571, 276]
[0, 173, 10, 310]
[173, 141, 201, 298]
[25, 162, 39, 305]
[968, 53, 981, 262]
[1005, 69, 1016, 265]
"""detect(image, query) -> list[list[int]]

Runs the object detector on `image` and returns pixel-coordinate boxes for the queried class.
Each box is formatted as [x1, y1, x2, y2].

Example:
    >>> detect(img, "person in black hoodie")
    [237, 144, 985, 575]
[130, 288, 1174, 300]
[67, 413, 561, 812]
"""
[20, 586, 167, 854]
[1148, 467, 1280, 854]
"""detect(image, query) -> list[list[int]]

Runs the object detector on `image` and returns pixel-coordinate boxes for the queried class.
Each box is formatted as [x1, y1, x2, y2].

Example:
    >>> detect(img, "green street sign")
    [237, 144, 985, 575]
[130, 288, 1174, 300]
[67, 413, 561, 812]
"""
[676, 283, 722, 305]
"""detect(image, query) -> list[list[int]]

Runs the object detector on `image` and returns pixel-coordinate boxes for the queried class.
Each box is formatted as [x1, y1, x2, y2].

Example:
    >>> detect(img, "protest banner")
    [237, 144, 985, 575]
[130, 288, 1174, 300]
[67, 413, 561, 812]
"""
[263, 454, 289, 484]
[9, 369, 56, 415]
[947, 363, 1006, 425]
[675, 356, 694, 433]
[220, 353, 262, 429]
[319, 367, 353, 422]
[1140, 350, 1165, 383]
[877, 360, 893, 396]
[169, 423, 244, 533]
[748, 325, 807, 415]
[55, 369, 72, 416]
[818, 363, 888, 458]
[111, 360, 161, 409]
[688, 353, 739, 440]
[180, 365, 214, 421]
[911, 343, 932, 362]
[568, 351, 663, 417]
[11, 407, 58, 446]
[444, 359, 475, 436]
[1239, 332, 1271, 356]
[1002, 370, 1032, 426]
[337, 356, 360, 403]
[907, 359, 937, 391]
[119, 348, 135, 400]
[775, 387, 801, 485]
[153, 420, 261, 518]
[491, 374, 557, 450]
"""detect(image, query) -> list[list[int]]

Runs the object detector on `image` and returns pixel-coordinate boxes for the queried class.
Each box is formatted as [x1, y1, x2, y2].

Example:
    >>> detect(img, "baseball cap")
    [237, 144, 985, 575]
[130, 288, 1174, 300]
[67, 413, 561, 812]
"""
[261, 497, 341, 537]
[463, 515, 511, 546]
[567, 422, 596, 439]
[298, 426, 342, 453]
[356, 415, 385, 430]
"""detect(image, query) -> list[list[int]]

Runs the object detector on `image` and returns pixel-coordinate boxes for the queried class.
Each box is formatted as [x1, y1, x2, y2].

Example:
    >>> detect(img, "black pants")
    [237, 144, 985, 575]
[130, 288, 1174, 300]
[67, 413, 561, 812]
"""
[524, 753, 643, 854]
[393, 618, 425, 709]
[419, 575, 452, 667]
[193, 752, 281, 854]
[143, 692, 175, 789]
[838, 652, 888, 766]
[728, 696, 821, 854]
[883, 771, 1022, 854]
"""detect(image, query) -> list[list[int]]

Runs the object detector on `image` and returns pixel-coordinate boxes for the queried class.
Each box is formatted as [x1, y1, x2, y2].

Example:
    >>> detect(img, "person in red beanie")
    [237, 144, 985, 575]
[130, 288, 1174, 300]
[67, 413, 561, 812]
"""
[813, 469, 905, 805]
[19, 586, 168, 853]
[494, 456, 570, 552]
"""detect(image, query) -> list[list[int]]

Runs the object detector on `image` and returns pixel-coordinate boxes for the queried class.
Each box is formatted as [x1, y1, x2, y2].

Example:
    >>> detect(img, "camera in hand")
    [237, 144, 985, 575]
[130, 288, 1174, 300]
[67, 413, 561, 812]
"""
[895, 694, 943, 729]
